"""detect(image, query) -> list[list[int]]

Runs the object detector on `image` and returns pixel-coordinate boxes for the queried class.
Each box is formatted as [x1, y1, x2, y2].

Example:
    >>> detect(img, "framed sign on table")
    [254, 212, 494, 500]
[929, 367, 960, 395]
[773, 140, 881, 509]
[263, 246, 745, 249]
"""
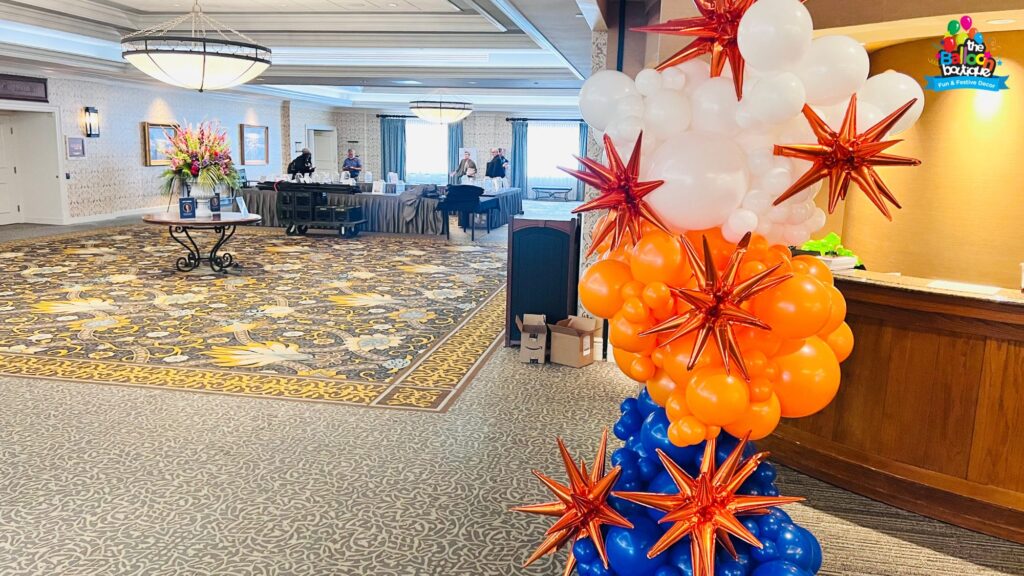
[240, 124, 269, 165]
[143, 122, 178, 166]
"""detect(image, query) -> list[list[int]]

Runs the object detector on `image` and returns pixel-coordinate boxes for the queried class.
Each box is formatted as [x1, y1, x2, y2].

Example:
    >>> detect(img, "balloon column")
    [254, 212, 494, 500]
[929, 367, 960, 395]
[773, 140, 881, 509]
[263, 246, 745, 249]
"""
[515, 0, 924, 575]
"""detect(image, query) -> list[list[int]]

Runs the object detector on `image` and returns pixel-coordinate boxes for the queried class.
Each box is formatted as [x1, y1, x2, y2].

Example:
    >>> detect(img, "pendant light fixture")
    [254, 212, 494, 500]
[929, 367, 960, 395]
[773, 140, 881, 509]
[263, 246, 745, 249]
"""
[121, 0, 271, 92]
[409, 94, 473, 124]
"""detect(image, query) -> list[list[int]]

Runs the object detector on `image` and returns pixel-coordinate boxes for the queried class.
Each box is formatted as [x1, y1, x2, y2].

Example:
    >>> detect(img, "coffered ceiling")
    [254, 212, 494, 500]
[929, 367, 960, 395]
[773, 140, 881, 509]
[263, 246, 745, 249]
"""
[0, 0, 594, 113]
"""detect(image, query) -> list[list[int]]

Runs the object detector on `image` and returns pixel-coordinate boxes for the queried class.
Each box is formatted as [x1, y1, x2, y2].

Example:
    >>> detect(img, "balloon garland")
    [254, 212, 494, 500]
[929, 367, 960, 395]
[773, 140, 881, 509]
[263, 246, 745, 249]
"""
[515, 0, 923, 574]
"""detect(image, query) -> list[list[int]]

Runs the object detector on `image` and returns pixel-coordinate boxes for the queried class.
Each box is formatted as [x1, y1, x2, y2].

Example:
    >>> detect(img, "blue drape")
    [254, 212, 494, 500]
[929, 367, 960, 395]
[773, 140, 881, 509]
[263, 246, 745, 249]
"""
[511, 120, 528, 193]
[380, 117, 406, 181]
[448, 121, 464, 185]
[576, 122, 588, 200]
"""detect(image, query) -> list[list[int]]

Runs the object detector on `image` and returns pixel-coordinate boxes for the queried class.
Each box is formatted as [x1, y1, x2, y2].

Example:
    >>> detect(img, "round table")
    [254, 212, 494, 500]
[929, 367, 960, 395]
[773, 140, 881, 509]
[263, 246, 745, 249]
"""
[142, 212, 262, 273]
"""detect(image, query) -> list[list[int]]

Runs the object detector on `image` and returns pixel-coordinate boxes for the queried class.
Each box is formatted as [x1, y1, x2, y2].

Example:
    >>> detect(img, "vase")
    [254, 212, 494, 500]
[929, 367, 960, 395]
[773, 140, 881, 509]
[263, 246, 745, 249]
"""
[190, 182, 216, 218]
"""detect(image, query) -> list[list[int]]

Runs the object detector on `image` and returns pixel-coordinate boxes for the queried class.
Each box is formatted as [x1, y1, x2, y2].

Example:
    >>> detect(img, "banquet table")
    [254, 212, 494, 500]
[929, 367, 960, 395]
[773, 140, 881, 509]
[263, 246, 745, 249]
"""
[239, 186, 523, 236]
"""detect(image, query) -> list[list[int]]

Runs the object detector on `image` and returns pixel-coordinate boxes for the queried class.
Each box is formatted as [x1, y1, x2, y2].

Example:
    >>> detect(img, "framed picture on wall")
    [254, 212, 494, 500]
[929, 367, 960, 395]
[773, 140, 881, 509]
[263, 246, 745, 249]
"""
[240, 124, 269, 165]
[143, 122, 178, 166]
[66, 136, 86, 158]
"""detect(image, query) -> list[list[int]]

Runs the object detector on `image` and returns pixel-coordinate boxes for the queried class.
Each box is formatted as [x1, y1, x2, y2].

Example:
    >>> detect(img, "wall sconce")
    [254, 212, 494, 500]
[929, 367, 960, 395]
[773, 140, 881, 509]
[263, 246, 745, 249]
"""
[84, 107, 100, 138]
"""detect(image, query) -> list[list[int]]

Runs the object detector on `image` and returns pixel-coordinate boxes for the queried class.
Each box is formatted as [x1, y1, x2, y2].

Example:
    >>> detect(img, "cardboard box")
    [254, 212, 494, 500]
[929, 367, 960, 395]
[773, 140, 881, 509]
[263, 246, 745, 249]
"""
[515, 314, 548, 364]
[548, 316, 599, 368]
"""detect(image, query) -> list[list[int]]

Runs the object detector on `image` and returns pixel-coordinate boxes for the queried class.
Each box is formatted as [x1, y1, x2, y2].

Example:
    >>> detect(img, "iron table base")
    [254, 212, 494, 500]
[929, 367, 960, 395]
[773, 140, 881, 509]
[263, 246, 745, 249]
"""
[167, 225, 239, 273]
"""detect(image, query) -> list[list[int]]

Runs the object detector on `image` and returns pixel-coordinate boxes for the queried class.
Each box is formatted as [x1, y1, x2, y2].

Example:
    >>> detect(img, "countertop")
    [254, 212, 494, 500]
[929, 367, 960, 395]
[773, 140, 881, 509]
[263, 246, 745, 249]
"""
[834, 268, 1024, 307]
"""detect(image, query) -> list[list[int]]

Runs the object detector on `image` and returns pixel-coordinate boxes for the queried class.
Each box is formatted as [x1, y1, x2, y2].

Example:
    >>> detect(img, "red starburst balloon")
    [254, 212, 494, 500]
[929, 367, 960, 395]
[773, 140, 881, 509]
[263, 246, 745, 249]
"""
[511, 430, 633, 576]
[562, 133, 667, 257]
[773, 94, 922, 220]
[633, 0, 805, 98]
[640, 232, 790, 380]
[614, 434, 803, 576]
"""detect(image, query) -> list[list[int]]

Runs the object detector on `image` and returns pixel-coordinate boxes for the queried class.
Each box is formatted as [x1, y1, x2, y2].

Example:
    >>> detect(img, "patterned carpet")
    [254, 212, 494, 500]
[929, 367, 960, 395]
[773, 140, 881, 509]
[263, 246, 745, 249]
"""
[0, 226, 506, 410]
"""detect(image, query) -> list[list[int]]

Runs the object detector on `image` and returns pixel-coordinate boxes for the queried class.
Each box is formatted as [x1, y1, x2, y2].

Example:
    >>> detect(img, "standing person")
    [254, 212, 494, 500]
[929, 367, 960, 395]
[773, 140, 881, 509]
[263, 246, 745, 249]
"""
[342, 148, 362, 179]
[485, 147, 507, 179]
[450, 150, 477, 180]
[287, 148, 314, 179]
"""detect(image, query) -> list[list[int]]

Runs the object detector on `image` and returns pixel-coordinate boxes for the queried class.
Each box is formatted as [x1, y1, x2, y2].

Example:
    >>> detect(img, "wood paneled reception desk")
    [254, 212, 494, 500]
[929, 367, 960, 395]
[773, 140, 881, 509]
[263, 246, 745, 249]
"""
[759, 270, 1024, 543]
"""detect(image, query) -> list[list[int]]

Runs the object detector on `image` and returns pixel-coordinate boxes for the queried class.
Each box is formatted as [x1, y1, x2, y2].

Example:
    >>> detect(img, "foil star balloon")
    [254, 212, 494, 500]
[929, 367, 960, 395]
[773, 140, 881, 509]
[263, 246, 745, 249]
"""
[511, 430, 633, 576]
[641, 232, 790, 380]
[614, 434, 803, 576]
[562, 133, 667, 257]
[633, 0, 805, 98]
[773, 94, 922, 220]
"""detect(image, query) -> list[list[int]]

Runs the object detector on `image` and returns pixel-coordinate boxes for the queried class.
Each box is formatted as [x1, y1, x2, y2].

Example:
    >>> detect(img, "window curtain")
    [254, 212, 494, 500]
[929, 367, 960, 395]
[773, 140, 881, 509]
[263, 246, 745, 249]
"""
[380, 117, 406, 181]
[448, 121, 464, 185]
[511, 120, 528, 194]
[576, 122, 589, 200]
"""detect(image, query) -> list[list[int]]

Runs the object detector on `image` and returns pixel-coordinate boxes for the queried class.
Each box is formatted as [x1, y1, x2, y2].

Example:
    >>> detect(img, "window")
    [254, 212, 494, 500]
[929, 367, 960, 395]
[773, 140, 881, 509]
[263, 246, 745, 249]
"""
[526, 121, 580, 194]
[405, 120, 449, 185]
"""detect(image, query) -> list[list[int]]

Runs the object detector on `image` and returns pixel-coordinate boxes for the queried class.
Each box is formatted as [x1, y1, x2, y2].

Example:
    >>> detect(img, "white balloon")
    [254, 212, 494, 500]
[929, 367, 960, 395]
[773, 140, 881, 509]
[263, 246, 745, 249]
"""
[643, 89, 692, 140]
[605, 115, 643, 146]
[767, 204, 791, 223]
[723, 209, 760, 242]
[759, 166, 792, 197]
[661, 67, 687, 91]
[691, 77, 741, 135]
[806, 207, 828, 233]
[673, 60, 711, 93]
[756, 219, 777, 242]
[787, 200, 813, 224]
[615, 94, 645, 118]
[783, 225, 811, 246]
[743, 72, 806, 125]
[797, 35, 869, 106]
[635, 68, 664, 96]
[737, 0, 813, 73]
[858, 71, 925, 135]
[741, 188, 774, 215]
[746, 147, 775, 177]
[647, 132, 749, 232]
[813, 99, 883, 132]
[578, 70, 639, 131]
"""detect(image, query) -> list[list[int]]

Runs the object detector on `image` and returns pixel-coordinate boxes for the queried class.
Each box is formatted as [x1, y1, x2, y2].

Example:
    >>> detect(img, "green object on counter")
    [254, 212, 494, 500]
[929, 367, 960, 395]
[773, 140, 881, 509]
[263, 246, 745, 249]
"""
[801, 233, 862, 266]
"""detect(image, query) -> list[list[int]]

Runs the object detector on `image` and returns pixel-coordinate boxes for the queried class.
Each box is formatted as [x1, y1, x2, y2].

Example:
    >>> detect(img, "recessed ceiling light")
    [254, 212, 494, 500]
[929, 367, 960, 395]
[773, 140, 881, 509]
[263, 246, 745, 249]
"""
[394, 80, 422, 85]
[987, 18, 1016, 25]
[574, 13, 584, 17]
[388, 2, 398, 5]
[468, 81, 477, 84]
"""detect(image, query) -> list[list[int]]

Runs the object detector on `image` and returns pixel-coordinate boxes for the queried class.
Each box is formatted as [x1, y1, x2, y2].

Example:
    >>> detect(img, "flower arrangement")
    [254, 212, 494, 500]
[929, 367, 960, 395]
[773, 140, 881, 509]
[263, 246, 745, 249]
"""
[159, 121, 238, 195]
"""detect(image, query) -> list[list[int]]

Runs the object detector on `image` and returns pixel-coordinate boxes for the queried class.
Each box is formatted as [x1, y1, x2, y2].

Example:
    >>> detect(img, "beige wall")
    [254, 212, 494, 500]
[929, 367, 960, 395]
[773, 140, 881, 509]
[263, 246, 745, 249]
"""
[821, 31, 1024, 288]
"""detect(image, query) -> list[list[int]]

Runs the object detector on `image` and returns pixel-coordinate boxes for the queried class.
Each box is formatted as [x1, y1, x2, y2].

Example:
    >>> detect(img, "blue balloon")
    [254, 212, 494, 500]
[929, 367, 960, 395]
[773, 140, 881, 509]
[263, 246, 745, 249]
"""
[669, 539, 695, 576]
[750, 539, 778, 563]
[643, 471, 679, 522]
[607, 515, 669, 576]
[655, 567, 684, 576]
[622, 397, 640, 414]
[575, 538, 599, 563]
[641, 410, 700, 464]
[795, 527, 822, 573]
[975, 32, 984, 43]
[620, 408, 645, 431]
[715, 556, 748, 576]
[638, 456, 661, 481]
[638, 387, 660, 416]
[751, 561, 812, 576]
[775, 524, 816, 571]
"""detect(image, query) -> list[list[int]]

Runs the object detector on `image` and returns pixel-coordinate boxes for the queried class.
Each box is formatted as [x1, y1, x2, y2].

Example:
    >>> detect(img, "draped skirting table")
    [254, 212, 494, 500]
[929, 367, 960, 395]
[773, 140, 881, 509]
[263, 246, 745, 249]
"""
[239, 187, 523, 236]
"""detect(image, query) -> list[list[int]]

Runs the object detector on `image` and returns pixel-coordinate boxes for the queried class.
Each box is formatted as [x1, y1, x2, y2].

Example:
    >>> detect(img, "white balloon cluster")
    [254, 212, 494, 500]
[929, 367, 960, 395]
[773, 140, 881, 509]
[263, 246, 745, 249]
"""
[577, 0, 925, 246]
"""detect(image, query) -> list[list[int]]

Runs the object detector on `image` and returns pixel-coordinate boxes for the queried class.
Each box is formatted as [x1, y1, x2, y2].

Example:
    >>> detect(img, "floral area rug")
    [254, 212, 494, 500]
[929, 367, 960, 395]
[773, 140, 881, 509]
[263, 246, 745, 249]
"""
[0, 226, 507, 410]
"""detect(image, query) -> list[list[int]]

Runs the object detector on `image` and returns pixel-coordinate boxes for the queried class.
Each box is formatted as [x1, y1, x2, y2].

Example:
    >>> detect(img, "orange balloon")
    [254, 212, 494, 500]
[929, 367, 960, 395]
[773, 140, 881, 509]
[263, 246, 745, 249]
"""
[744, 350, 769, 378]
[669, 416, 706, 447]
[630, 356, 657, 381]
[734, 325, 782, 357]
[609, 311, 656, 353]
[604, 246, 632, 265]
[622, 297, 650, 323]
[665, 390, 690, 421]
[740, 260, 768, 280]
[591, 214, 613, 254]
[651, 346, 666, 368]
[642, 281, 671, 306]
[685, 369, 750, 426]
[776, 338, 806, 356]
[825, 321, 854, 362]
[748, 377, 774, 403]
[630, 231, 691, 286]
[646, 369, 678, 406]
[793, 255, 834, 286]
[613, 347, 644, 380]
[579, 259, 633, 319]
[621, 280, 645, 301]
[662, 333, 716, 384]
[753, 273, 832, 339]
[704, 425, 722, 440]
[685, 228, 733, 270]
[761, 244, 794, 274]
[820, 285, 847, 335]
[724, 393, 782, 440]
[773, 336, 841, 418]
